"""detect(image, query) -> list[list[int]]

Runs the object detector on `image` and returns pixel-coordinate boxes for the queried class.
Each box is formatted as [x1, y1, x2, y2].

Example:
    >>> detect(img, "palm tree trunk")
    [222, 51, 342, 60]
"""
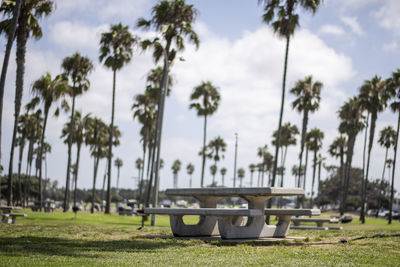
[138, 145, 146, 206]
[311, 150, 317, 207]
[37, 109, 49, 212]
[317, 155, 322, 207]
[190, 174, 192, 188]
[303, 147, 309, 189]
[389, 111, 400, 224]
[201, 114, 207, 188]
[73, 142, 82, 209]
[342, 135, 356, 215]
[7, 17, 28, 206]
[116, 166, 120, 192]
[101, 163, 106, 202]
[64, 94, 76, 212]
[17, 136, 25, 205]
[91, 155, 99, 213]
[361, 112, 377, 223]
[272, 35, 290, 187]
[0, 0, 22, 170]
[250, 172, 253, 187]
[105, 69, 117, 214]
[377, 148, 389, 217]
[24, 139, 33, 207]
[151, 55, 171, 226]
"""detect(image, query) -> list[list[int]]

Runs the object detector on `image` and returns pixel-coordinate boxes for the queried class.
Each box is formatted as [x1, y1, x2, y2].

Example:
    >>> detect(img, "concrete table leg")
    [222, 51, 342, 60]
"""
[169, 196, 220, 237]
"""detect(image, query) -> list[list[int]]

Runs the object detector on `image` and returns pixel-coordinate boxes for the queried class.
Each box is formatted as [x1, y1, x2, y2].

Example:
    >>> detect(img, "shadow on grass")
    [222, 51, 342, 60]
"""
[351, 233, 400, 241]
[0, 236, 188, 258]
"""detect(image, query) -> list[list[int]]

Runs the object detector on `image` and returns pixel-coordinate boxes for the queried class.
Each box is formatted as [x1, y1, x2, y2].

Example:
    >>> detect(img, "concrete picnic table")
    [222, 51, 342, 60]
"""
[0, 206, 26, 224]
[144, 187, 315, 239]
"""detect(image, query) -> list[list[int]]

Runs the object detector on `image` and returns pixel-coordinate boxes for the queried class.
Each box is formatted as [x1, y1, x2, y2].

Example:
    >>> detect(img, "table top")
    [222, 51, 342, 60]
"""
[0, 206, 22, 211]
[166, 187, 304, 197]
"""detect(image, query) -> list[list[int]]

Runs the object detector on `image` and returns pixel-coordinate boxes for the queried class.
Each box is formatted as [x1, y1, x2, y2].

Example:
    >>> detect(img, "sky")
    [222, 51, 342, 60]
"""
[1, 0, 400, 197]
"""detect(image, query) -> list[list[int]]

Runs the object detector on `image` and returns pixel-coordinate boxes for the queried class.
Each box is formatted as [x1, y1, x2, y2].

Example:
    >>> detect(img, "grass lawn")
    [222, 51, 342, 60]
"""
[0, 211, 399, 266]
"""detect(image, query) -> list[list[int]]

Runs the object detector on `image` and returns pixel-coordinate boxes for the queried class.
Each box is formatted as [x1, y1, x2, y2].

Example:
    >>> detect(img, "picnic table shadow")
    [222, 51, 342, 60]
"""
[0, 236, 189, 258]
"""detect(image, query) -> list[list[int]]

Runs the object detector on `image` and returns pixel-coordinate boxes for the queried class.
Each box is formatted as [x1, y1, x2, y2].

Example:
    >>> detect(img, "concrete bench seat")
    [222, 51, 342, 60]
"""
[265, 209, 320, 216]
[290, 217, 342, 230]
[1, 213, 26, 224]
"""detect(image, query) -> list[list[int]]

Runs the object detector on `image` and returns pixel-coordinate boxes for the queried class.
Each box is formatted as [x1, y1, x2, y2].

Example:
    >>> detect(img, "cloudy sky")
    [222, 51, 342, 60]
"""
[1, 0, 400, 196]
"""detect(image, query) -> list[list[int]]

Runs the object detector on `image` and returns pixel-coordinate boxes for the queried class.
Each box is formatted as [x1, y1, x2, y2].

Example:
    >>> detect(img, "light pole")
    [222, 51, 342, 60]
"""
[233, 133, 238, 188]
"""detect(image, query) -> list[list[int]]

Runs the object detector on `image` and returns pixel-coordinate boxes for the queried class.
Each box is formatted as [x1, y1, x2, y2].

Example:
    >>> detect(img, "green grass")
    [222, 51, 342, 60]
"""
[0, 211, 399, 266]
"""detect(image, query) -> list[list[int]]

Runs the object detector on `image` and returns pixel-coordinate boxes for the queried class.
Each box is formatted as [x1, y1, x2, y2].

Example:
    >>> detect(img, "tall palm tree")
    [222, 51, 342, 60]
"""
[171, 159, 181, 188]
[249, 164, 256, 187]
[290, 76, 322, 190]
[61, 111, 89, 209]
[132, 67, 172, 207]
[359, 75, 389, 223]
[22, 108, 42, 206]
[99, 24, 137, 214]
[386, 69, 400, 223]
[137, 0, 199, 216]
[15, 113, 29, 204]
[306, 128, 324, 207]
[210, 164, 217, 185]
[220, 167, 227, 187]
[0, 0, 22, 165]
[2, 0, 54, 206]
[237, 168, 245, 188]
[338, 97, 364, 215]
[378, 126, 396, 182]
[61, 52, 93, 212]
[259, 0, 322, 186]
[189, 81, 220, 188]
[328, 135, 347, 209]
[272, 122, 299, 187]
[207, 136, 227, 183]
[186, 163, 194, 188]
[29, 73, 67, 209]
[114, 158, 123, 192]
[135, 157, 143, 188]
[85, 116, 109, 213]
[257, 145, 268, 186]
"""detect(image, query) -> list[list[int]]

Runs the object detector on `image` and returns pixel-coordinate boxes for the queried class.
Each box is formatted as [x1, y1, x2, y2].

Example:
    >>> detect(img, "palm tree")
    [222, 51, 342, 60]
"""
[386, 69, 400, 223]
[2, 0, 54, 206]
[135, 158, 143, 187]
[290, 76, 322, 190]
[15, 113, 30, 204]
[249, 164, 256, 187]
[171, 159, 181, 188]
[99, 24, 137, 214]
[186, 163, 194, 188]
[0, 0, 23, 165]
[306, 128, 324, 207]
[259, 0, 322, 186]
[210, 164, 217, 185]
[257, 145, 268, 186]
[28, 73, 67, 209]
[61, 52, 93, 212]
[237, 168, 245, 187]
[189, 82, 220, 188]
[61, 111, 89, 209]
[132, 67, 173, 208]
[291, 165, 304, 187]
[358, 75, 389, 223]
[272, 122, 299, 187]
[207, 136, 227, 183]
[22, 108, 42, 206]
[114, 158, 123, 192]
[328, 135, 347, 209]
[85, 116, 109, 213]
[378, 126, 396, 182]
[220, 167, 227, 187]
[338, 97, 364, 215]
[137, 0, 199, 215]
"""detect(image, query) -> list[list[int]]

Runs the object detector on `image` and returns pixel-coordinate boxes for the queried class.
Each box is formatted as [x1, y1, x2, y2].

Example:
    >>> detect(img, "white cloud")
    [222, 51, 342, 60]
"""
[341, 16, 365, 36]
[53, 0, 149, 22]
[319, 24, 346, 36]
[333, 0, 379, 10]
[383, 41, 398, 52]
[374, 0, 400, 35]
